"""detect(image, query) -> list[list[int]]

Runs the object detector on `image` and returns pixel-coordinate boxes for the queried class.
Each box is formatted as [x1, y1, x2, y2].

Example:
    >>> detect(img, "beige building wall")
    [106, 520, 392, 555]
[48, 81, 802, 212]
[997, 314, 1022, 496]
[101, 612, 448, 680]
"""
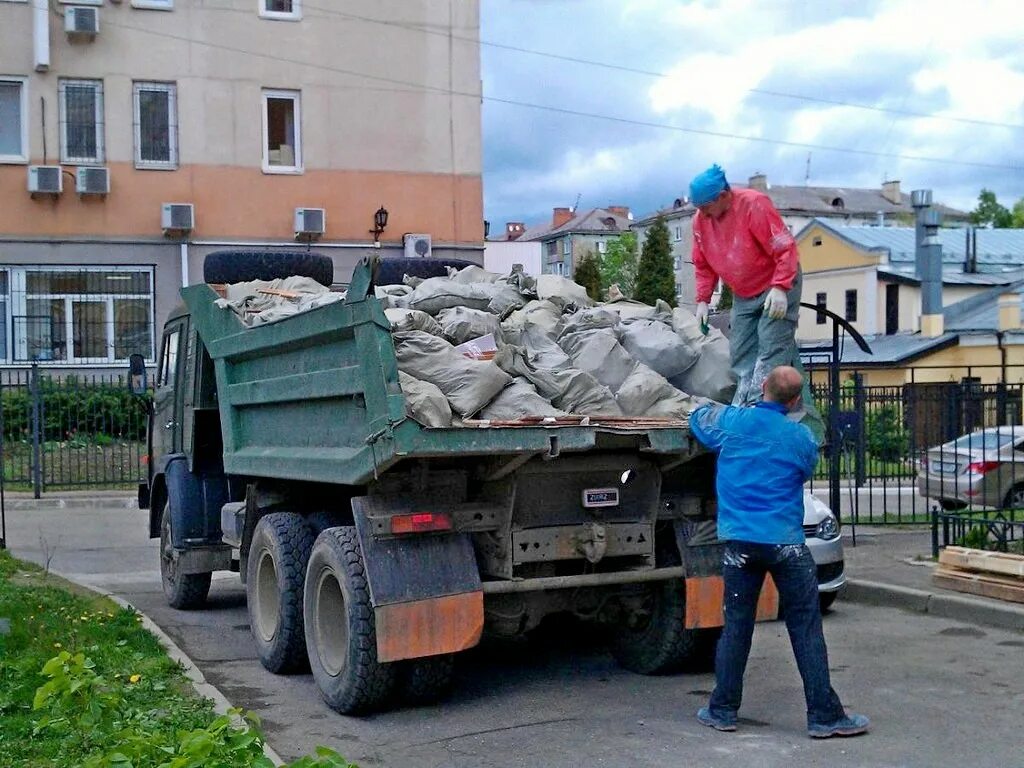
[799, 267, 878, 339]
[0, 0, 483, 244]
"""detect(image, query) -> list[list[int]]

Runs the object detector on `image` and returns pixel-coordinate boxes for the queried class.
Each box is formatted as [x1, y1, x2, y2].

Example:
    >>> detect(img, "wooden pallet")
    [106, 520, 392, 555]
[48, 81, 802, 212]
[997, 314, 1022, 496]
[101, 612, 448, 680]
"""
[934, 546, 1024, 603]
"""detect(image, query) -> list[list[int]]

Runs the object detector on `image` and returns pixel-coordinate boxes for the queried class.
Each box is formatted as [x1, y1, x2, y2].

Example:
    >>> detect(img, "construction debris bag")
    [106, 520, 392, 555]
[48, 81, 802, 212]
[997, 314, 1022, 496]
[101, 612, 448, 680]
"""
[478, 377, 566, 420]
[669, 308, 736, 403]
[486, 284, 528, 316]
[436, 306, 503, 345]
[398, 371, 452, 427]
[392, 330, 512, 417]
[558, 328, 636, 393]
[215, 276, 344, 326]
[559, 307, 621, 336]
[616, 364, 703, 417]
[601, 299, 659, 322]
[502, 300, 565, 342]
[447, 265, 503, 284]
[535, 274, 594, 310]
[619, 319, 699, 379]
[406, 277, 497, 315]
[385, 307, 444, 337]
[494, 346, 622, 416]
[499, 264, 538, 296]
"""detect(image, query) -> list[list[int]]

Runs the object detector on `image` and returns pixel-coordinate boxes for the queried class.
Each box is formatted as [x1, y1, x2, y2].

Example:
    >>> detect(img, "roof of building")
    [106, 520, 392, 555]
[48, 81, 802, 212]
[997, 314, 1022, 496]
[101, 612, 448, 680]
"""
[944, 280, 1024, 333]
[765, 184, 968, 220]
[519, 207, 634, 242]
[800, 332, 958, 366]
[633, 203, 695, 227]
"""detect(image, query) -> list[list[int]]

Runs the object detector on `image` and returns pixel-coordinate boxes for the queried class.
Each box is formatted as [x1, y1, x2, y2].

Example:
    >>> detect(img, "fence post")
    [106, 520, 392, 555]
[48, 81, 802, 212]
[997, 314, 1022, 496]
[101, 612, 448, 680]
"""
[930, 504, 939, 559]
[30, 363, 42, 499]
[852, 373, 866, 487]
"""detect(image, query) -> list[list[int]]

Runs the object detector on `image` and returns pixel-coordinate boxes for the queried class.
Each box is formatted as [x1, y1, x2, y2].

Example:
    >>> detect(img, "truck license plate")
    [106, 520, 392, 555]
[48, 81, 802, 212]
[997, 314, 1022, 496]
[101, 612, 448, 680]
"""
[582, 488, 619, 508]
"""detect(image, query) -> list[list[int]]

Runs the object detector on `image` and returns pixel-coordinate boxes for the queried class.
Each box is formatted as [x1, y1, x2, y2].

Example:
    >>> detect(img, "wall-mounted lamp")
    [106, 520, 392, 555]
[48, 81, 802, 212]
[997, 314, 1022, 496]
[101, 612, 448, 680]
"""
[370, 205, 389, 244]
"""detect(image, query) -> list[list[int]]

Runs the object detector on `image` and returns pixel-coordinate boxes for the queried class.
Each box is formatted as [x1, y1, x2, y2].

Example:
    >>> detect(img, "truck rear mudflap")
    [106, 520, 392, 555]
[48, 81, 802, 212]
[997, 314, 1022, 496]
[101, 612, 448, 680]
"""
[351, 497, 484, 663]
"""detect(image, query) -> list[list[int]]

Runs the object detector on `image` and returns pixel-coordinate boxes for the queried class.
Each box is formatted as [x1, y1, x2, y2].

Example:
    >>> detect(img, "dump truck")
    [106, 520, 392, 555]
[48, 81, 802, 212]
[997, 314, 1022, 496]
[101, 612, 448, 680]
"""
[134, 250, 779, 714]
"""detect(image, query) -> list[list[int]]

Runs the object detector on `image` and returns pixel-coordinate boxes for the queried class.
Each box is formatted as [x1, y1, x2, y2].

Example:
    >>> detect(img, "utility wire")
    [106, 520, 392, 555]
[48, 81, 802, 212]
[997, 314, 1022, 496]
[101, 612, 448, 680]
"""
[96, 17, 1024, 173]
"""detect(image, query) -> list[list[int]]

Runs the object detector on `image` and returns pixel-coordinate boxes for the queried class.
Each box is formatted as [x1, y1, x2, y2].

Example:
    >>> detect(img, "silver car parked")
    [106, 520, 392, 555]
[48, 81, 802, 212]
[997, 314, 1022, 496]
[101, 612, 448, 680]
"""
[916, 427, 1024, 510]
[803, 491, 845, 611]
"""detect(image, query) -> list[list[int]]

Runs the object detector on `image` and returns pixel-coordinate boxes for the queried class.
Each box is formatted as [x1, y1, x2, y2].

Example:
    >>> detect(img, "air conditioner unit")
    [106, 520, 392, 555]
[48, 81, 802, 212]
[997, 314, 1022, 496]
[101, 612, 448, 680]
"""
[27, 165, 63, 195]
[161, 203, 194, 233]
[65, 6, 99, 38]
[294, 207, 326, 240]
[76, 166, 109, 195]
[404, 233, 432, 259]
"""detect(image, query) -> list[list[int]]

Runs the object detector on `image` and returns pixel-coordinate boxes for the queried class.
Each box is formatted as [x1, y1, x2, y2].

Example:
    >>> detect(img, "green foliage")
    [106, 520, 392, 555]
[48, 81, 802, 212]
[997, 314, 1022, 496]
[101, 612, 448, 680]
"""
[1013, 198, 1024, 228]
[970, 188, 1014, 228]
[634, 216, 677, 308]
[957, 526, 990, 550]
[573, 251, 604, 300]
[1, 376, 150, 442]
[717, 282, 733, 311]
[598, 232, 639, 298]
[287, 746, 363, 767]
[866, 405, 908, 462]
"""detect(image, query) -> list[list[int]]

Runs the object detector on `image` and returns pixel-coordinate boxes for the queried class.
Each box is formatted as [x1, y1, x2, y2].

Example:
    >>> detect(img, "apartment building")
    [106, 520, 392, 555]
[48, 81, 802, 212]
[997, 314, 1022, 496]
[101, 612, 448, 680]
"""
[0, 0, 482, 371]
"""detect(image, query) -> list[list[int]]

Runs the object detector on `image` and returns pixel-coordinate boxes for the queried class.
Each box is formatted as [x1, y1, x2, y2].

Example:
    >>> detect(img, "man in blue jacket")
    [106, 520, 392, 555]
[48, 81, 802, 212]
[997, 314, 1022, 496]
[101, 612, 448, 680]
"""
[690, 365, 868, 739]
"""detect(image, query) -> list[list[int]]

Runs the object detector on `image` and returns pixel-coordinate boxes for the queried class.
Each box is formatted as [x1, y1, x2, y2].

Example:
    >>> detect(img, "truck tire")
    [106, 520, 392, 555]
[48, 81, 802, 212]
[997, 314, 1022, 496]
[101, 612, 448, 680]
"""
[397, 654, 455, 705]
[374, 257, 477, 286]
[246, 512, 316, 674]
[160, 501, 212, 610]
[203, 250, 334, 287]
[609, 578, 706, 675]
[304, 526, 396, 714]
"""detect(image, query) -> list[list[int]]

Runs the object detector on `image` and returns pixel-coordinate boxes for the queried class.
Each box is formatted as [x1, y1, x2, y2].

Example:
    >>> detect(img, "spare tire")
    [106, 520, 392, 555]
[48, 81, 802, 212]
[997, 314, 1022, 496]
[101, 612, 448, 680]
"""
[374, 257, 478, 286]
[203, 250, 335, 287]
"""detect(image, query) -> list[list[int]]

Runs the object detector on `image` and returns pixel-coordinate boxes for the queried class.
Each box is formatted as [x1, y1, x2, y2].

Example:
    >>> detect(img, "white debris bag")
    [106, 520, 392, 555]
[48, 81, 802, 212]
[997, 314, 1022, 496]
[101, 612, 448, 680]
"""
[398, 371, 452, 427]
[559, 307, 621, 336]
[214, 276, 344, 326]
[478, 377, 566, 420]
[385, 307, 444, 336]
[406, 277, 497, 315]
[619, 319, 699, 379]
[436, 306, 503, 345]
[536, 274, 594, 309]
[392, 330, 511, 417]
[447, 265, 503, 284]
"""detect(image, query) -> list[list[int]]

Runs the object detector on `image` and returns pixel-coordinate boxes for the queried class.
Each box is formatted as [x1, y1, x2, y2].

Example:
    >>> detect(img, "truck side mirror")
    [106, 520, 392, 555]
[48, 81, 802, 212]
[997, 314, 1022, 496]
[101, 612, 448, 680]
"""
[128, 353, 148, 395]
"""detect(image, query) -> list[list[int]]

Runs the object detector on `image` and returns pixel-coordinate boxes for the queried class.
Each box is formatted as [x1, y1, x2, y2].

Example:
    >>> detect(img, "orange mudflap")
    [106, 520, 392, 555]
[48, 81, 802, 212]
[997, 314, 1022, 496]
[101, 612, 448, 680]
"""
[684, 574, 779, 629]
[374, 591, 484, 663]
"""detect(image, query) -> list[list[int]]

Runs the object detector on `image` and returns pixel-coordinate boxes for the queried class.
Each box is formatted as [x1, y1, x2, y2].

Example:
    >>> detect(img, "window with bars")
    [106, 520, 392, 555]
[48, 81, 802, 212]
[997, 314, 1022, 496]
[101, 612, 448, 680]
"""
[59, 79, 104, 164]
[0, 77, 28, 163]
[816, 292, 827, 324]
[2, 268, 154, 364]
[134, 82, 177, 168]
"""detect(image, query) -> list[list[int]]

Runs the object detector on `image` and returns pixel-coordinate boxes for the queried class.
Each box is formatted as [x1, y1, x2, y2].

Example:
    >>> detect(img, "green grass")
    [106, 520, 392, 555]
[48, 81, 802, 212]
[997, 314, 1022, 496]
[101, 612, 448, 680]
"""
[2, 439, 145, 491]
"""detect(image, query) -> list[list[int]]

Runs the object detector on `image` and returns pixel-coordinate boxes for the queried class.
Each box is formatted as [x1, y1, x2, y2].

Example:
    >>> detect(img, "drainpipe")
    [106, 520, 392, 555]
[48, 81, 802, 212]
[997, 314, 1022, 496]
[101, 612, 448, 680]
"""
[180, 242, 189, 287]
[33, 0, 49, 72]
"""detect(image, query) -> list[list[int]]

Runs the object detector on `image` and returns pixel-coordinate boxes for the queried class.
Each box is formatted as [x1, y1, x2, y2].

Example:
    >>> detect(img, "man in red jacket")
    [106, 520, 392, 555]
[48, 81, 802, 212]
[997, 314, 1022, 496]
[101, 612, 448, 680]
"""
[689, 164, 822, 440]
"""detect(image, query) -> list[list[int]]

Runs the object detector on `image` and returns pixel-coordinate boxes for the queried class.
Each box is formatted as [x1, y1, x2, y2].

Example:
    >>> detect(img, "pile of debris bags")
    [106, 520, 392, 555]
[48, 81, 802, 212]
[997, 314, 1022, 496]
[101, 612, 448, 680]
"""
[214, 266, 736, 428]
[384, 265, 736, 427]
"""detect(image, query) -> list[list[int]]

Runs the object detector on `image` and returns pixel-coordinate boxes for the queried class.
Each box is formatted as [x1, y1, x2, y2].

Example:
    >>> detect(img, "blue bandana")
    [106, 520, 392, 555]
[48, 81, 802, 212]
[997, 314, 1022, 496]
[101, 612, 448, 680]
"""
[689, 164, 728, 207]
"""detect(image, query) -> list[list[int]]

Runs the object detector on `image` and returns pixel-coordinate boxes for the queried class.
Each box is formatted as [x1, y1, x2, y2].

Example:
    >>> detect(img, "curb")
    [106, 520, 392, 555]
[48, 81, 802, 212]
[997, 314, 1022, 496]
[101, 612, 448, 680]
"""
[843, 578, 1024, 633]
[49, 569, 286, 767]
[4, 496, 137, 511]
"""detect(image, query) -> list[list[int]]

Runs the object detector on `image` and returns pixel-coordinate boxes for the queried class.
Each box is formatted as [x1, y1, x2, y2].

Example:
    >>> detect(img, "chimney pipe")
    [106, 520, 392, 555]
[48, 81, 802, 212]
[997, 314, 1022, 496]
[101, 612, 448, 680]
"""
[913, 189, 943, 336]
[748, 172, 768, 192]
[552, 207, 573, 228]
[882, 179, 901, 205]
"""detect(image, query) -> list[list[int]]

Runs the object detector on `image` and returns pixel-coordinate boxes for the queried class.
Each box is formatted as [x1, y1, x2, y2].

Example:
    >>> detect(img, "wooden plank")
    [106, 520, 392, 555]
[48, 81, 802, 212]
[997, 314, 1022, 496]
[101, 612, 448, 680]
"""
[257, 287, 302, 299]
[933, 567, 1024, 604]
[939, 547, 1024, 579]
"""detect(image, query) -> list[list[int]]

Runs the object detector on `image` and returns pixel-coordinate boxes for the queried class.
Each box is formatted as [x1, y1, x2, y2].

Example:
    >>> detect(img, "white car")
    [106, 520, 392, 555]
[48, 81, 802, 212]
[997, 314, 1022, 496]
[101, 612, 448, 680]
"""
[803, 491, 846, 611]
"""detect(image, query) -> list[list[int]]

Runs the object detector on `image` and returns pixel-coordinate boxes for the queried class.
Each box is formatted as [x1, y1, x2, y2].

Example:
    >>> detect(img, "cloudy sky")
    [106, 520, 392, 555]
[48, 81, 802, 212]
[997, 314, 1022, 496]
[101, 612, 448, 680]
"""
[480, 0, 1024, 228]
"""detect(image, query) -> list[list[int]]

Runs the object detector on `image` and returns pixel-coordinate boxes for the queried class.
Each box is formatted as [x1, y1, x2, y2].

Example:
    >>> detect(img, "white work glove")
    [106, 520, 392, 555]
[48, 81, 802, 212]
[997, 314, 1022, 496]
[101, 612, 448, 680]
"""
[696, 301, 709, 334]
[763, 287, 788, 320]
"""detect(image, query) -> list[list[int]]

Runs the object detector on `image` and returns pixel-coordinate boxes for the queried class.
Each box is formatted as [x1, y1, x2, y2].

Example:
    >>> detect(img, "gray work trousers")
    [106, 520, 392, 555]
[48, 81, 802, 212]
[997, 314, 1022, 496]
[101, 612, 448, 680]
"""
[729, 269, 825, 442]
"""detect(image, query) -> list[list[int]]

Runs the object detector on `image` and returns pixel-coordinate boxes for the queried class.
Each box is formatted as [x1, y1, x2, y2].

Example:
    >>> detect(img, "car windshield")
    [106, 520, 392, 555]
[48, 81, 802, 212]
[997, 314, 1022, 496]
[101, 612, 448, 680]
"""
[949, 432, 1018, 452]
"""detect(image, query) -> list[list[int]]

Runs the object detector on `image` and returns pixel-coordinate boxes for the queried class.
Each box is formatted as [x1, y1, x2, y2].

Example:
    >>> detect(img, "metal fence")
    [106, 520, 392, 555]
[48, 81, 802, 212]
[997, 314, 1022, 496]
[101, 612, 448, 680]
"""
[807, 364, 1024, 528]
[0, 365, 151, 495]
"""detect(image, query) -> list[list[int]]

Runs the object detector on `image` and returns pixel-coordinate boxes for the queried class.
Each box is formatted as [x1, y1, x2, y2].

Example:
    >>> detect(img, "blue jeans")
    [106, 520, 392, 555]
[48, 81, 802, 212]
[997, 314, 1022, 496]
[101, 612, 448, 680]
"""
[708, 541, 846, 728]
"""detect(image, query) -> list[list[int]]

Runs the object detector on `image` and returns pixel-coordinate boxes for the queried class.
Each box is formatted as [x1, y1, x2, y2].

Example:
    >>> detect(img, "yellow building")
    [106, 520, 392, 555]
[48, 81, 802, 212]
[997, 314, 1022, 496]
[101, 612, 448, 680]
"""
[796, 219, 1024, 386]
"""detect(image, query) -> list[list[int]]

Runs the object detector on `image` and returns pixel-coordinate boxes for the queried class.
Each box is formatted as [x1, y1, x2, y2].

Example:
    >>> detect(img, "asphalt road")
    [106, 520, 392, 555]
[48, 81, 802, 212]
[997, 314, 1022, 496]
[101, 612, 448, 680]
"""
[7, 504, 1024, 768]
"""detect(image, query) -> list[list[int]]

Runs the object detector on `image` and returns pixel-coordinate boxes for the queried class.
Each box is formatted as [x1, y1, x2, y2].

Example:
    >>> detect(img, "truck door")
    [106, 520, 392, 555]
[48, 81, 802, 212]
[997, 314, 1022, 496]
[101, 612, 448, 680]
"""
[152, 322, 185, 464]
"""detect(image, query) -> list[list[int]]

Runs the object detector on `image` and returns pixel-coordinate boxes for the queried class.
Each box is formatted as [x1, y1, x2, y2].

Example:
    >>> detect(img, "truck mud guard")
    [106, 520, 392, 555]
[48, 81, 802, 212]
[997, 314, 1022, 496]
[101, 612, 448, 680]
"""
[164, 457, 230, 549]
[351, 496, 484, 663]
[683, 575, 779, 628]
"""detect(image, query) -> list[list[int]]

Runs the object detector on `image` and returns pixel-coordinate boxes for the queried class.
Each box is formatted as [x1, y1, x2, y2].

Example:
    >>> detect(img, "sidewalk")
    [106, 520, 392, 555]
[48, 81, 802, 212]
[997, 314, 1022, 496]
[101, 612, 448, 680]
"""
[3, 492, 1023, 632]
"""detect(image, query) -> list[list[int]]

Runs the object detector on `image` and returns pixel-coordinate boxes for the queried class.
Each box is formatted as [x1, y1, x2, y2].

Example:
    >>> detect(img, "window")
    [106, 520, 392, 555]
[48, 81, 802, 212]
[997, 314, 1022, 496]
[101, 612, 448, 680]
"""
[159, 328, 180, 387]
[675, 282, 682, 296]
[812, 236, 823, 246]
[885, 284, 899, 335]
[562, 238, 570, 255]
[674, 255, 682, 270]
[59, 79, 104, 164]
[131, 0, 173, 8]
[133, 82, 178, 168]
[816, 292, 827, 325]
[0, 77, 28, 163]
[7, 268, 154, 364]
[261, 89, 301, 172]
[596, 241, 607, 254]
[260, 0, 301, 20]
[845, 289, 857, 322]
[674, 226, 682, 242]
[546, 241, 558, 258]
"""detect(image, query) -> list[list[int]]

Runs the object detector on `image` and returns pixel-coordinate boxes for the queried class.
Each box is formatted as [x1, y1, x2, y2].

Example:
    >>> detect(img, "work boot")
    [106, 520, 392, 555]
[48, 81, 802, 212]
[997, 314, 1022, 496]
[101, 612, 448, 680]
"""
[808, 713, 870, 739]
[697, 707, 737, 732]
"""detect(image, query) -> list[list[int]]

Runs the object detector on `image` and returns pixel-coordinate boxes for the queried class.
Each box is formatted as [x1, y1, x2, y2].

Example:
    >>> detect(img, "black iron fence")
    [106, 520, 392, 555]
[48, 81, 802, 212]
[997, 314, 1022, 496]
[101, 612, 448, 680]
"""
[806, 364, 1024, 526]
[0, 365, 151, 495]
[932, 509, 1023, 557]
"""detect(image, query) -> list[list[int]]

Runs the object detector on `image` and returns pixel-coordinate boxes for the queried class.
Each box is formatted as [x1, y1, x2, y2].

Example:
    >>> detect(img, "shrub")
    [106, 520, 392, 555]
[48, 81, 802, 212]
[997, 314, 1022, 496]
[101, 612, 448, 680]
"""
[866, 404, 907, 462]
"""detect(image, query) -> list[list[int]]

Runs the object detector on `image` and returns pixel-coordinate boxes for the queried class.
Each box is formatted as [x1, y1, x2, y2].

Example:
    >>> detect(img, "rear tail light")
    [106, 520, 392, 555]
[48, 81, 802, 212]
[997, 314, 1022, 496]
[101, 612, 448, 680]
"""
[966, 461, 1000, 475]
[390, 512, 453, 535]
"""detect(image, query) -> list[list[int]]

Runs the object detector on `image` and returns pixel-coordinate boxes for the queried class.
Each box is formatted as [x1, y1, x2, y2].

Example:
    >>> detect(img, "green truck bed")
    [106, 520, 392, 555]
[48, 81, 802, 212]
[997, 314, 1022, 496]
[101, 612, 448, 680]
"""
[182, 257, 694, 487]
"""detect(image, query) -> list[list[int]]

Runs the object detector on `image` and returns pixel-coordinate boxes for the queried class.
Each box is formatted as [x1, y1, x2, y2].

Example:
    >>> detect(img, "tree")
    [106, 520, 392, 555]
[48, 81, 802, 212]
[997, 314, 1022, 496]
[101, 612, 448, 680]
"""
[599, 232, 639, 298]
[970, 189, 1013, 228]
[573, 251, 603, 301]
[633, 216, 677, 307]
[1012, 198, 1024, 229]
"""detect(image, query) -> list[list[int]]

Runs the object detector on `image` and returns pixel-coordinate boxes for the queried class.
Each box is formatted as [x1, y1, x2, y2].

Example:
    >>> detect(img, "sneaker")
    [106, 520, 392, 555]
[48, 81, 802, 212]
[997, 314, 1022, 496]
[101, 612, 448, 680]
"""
[808, 713, 870, 739]
[697, 707, 737, 732]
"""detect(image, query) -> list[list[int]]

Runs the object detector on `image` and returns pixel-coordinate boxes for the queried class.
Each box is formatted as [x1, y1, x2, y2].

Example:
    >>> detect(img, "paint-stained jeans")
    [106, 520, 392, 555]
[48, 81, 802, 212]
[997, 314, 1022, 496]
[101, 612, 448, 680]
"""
[708, 541, 846, 728]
